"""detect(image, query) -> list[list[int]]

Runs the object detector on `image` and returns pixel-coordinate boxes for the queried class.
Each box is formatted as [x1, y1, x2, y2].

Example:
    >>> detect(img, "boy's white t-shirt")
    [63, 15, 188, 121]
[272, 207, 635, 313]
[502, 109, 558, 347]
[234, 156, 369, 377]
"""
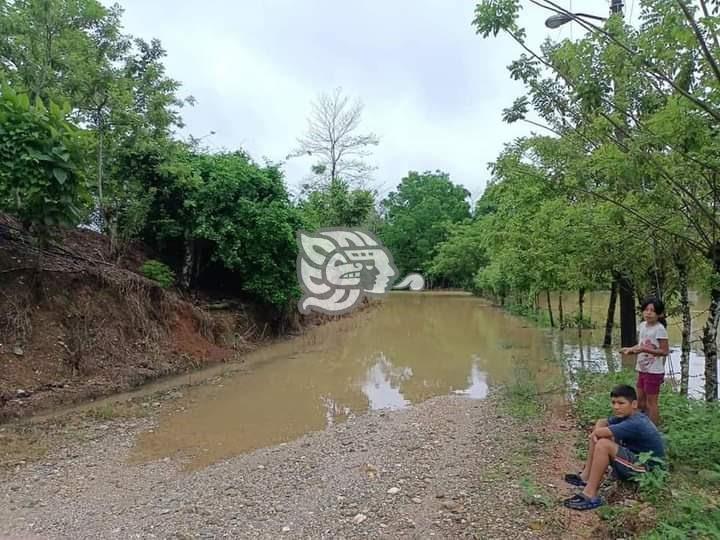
[636, 321, 669, 374]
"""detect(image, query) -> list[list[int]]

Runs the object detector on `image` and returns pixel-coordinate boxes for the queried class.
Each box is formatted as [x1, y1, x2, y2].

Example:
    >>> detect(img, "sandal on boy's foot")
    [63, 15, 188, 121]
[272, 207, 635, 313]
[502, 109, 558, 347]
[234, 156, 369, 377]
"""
[564, 472, 587, 487]
[563, 493, 603, 511]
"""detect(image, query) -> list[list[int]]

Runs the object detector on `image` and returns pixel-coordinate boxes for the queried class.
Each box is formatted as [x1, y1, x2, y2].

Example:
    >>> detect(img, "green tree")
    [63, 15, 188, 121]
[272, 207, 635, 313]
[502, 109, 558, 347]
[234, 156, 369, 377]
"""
[429, 221, 487, 289]
[191, 152, 303, 307]
[0, 0, 190, 258]
[381, 170, 471, 280]
[0, 85, 88, 236]
[473, 0, 720, 399]
[297, 179, 375, 229]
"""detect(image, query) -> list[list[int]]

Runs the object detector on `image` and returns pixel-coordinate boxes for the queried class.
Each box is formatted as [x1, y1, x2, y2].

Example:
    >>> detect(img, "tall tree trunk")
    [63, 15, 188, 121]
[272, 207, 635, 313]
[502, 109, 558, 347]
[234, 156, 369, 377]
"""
[702, 244, 720, 401]
[603, 280, 619, 348]
[109, 215, 119, 260]
[558, 292, 565, 330]
[97, 124, 104, 212]
[181, 230, 195, 289]
[578, 287, 586, 334]
[546, 289, 555, 328]
[675, 255, 691, 396]
[618, 273, 637, 348]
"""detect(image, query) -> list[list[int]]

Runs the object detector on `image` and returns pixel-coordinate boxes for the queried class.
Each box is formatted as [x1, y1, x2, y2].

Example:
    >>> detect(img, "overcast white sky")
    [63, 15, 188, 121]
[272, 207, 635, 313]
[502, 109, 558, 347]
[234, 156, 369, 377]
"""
[110, 0, 638, 201]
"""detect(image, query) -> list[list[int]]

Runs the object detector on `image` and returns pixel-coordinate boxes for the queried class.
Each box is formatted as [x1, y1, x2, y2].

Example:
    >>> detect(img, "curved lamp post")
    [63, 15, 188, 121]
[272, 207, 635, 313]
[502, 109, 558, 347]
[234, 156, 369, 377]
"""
[544, 1, 624, 29]
[544, 12, 608, 29]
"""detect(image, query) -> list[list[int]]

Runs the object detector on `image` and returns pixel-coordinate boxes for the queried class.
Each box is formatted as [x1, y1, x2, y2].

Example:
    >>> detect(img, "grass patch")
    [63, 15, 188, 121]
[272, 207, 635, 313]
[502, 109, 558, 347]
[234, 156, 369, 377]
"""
[84, 401, 150, 421]
[502, 378, 546, 420]
[505, 302, 553, 327]
[573, 369, 720, 538]
[500, 358, 565, 420]
[520, 477, 553, 508]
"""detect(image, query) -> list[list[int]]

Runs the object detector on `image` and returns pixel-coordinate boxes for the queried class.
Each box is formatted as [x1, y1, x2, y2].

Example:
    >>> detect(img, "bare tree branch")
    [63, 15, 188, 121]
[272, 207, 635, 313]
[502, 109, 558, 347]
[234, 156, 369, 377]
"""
[292, 88, 379, 188]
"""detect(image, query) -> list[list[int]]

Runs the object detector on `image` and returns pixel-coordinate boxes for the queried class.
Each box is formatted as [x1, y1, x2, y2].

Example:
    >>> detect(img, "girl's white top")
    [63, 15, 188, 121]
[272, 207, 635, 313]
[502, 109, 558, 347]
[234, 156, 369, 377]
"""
[636, 321, 669, 374]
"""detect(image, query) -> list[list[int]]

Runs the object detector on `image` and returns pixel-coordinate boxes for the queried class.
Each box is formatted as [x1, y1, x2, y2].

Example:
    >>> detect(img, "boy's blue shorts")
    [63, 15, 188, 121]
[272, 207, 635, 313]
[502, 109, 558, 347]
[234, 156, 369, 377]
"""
[612, 446, 647, 480]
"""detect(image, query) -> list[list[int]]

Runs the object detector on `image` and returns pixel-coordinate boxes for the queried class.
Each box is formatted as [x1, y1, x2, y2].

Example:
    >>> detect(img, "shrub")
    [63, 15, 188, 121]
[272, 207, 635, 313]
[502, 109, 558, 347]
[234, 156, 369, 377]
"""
[140, 260, 175, 288]
[0, 85, 88, 234]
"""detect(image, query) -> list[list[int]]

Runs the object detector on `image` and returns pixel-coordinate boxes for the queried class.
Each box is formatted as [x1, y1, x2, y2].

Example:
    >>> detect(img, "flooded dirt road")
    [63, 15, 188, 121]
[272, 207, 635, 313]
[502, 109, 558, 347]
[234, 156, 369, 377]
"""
[132, 292, 561, 469]
[0, 291, 709, 538]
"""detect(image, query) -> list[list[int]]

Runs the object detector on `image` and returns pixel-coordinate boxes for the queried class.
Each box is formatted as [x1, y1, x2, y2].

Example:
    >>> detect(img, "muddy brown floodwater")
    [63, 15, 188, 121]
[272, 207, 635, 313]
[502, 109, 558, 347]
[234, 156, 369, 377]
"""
[130, 290, 713, 471]
[131, 292, 562, 469]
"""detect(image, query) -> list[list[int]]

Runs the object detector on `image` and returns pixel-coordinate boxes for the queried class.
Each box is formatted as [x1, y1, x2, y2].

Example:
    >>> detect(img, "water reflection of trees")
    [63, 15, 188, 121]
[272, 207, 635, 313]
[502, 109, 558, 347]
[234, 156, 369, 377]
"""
[558, 330, 708, 399]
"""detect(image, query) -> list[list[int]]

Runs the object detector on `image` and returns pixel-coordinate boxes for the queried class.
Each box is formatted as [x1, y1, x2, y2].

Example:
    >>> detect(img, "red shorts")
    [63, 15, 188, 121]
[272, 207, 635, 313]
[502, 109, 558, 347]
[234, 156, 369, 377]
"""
[637, 372, 664, 395]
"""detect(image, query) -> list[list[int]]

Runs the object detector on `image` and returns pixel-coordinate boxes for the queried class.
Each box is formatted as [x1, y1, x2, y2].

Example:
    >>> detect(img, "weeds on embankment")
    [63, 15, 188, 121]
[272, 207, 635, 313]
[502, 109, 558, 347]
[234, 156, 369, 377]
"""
[499, 361, 720, 539]
[574, 370, 720, 539]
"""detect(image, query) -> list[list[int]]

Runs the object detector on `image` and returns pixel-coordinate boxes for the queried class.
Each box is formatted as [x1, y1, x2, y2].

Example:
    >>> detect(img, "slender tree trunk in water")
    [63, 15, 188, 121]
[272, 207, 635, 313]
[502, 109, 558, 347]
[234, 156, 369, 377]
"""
[618, 274, 638, 348]
[578, 288, 586, 334]
[603, 280, 618, 348]
[702, 244, 720, 401]
[558, 292, 565, 329]
[546, 289, 555, 327]
[676, 256, 691, 396]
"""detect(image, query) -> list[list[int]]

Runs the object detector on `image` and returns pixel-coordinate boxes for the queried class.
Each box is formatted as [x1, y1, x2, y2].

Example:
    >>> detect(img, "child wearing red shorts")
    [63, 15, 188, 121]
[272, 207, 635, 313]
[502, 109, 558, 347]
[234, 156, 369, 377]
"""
[620, 298, 668, 426]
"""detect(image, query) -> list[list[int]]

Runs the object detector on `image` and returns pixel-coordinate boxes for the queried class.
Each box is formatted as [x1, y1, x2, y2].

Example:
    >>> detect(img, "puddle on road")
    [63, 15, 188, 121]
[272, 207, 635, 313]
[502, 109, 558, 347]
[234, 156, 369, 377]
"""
[131, 293, 560, 469]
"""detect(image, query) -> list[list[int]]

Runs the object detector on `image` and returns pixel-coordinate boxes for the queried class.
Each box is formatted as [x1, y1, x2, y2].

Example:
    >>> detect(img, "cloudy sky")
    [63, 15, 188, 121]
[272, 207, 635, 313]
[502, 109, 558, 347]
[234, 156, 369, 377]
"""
[111, 0, 636, 201]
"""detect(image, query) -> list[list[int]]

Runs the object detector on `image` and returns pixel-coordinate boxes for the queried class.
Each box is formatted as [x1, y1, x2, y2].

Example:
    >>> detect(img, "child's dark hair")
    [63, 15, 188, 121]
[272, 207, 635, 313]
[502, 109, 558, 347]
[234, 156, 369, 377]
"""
[610, 384, 637, 401]
[641, 297, 667, 328]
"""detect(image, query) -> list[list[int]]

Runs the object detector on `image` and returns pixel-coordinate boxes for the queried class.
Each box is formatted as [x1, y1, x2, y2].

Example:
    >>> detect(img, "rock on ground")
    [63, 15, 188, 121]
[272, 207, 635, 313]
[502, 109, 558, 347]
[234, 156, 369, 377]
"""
[0, 395, 550, 539]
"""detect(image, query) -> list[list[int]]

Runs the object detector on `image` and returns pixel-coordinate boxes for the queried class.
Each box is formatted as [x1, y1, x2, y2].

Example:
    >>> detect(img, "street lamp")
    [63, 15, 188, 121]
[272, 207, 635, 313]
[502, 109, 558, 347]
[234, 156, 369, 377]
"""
[544, 1, 624, 29]
[544, 12, 607, 29]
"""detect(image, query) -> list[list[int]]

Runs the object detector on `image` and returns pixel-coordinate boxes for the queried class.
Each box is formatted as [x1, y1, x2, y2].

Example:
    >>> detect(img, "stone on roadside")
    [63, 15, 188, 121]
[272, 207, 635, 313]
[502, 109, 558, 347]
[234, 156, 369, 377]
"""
[387, 487, 400, 494]
[352, 513, 367, 525]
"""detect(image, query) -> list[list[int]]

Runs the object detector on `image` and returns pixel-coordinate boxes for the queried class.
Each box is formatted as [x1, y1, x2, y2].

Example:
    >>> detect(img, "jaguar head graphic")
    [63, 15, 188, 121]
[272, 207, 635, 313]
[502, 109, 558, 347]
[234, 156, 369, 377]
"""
[297, 229, 400, 315]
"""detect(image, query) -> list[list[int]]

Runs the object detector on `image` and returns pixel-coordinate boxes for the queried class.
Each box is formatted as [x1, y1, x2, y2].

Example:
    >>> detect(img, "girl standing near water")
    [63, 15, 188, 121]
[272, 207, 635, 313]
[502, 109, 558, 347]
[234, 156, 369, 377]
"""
[620, 298, 669, 426]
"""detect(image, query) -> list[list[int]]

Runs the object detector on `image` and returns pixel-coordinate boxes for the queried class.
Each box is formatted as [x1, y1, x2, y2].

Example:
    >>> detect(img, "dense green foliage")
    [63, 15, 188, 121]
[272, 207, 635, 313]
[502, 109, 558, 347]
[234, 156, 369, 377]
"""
[297, 179, 375, 230]
[0, 0, 305, 310]
[190, 153, 303, 306]
[0, 85, 88, 233]
[380, 171, 471, 279]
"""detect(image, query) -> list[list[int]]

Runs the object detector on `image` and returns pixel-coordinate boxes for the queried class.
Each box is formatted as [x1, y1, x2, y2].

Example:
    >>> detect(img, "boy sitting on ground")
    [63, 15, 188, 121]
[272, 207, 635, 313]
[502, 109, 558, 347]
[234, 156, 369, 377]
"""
[563, 384, 666, 511]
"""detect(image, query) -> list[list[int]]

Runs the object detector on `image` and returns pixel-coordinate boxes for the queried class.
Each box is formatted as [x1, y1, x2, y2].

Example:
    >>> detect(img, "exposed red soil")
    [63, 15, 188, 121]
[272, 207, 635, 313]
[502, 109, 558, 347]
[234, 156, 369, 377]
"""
[0, 215, 263, 421]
